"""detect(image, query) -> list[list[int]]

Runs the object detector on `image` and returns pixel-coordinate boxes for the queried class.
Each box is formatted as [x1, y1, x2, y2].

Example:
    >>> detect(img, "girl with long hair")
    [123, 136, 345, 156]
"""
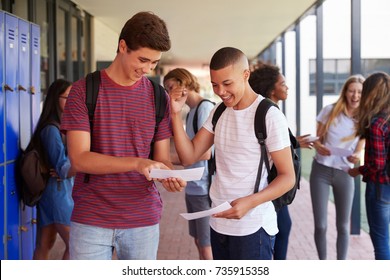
[310, 74, 365, 259]
[32, 79, 75, 260]
[349, 72, 390, 260]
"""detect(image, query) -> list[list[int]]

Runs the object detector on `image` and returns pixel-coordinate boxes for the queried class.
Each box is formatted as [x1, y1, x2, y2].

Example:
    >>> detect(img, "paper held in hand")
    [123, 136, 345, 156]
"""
[180, 201, 232, 220]
[149, 167, 205, 181]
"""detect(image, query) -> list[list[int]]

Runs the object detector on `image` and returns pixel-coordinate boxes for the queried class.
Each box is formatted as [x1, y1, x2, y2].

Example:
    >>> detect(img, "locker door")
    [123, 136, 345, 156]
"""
[0, 11, 5, 163]
[30, 23, 41, 246]
[0, 165, 4, 260]
[0, 11, 5, 261]
[18, 19, 34, 259]
[4, 13, 19, 161]
[18, 19, 31, 150]
[30, 23, 41, 132]
[5, 162, 20, 260]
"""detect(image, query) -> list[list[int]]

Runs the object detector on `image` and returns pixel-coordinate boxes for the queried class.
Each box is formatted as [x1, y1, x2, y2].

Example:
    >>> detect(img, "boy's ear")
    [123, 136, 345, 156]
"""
[118, 39, 127, 53]
[244, 69, 250, 80]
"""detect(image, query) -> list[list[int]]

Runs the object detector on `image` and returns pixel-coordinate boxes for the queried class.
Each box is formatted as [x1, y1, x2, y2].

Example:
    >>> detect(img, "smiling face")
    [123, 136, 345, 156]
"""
[118, 40, 162, 84]
[345, 82, 362, 112]
[210, 64, 249, 110]
[270, 74, 289, 103]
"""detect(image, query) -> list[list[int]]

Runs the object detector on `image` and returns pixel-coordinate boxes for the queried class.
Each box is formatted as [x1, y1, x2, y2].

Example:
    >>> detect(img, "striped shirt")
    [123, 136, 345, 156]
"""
[61, 70, 172, 228]
[359, 114, 390, 184]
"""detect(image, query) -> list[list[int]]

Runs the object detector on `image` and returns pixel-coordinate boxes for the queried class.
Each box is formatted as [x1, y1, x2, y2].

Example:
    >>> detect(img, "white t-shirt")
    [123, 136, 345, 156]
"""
[203, 95, 290, 236]
[315, 104, 360, 170]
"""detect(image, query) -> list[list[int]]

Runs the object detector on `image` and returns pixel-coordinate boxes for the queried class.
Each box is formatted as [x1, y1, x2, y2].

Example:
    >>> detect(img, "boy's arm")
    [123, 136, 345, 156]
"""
[67, 130, 169, 181]
[170, 90, 214, 166]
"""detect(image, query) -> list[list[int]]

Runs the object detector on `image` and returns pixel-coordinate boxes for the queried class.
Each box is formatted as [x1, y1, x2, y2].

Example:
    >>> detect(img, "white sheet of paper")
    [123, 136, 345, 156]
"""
[303, 136, 319, 142]
[327, 146, 352, 157]
[180, 201, 232, 220]
[150, 167, 205, 181]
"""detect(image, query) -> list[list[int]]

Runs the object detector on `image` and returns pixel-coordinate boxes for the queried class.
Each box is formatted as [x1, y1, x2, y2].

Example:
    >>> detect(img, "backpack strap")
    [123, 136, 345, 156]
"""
[211, 102, 227, 131]
[193, 99, 215, 133]
[253, 98, 277, 193]
[148, 78, 167, 132]
[147, 78, 167, 159]
[86, 70, 101, 134]
[84, 70, 101, 183]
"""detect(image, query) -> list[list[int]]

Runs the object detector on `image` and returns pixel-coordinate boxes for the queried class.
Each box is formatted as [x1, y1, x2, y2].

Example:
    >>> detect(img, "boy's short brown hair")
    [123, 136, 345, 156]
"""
[118, 11, 171, 53]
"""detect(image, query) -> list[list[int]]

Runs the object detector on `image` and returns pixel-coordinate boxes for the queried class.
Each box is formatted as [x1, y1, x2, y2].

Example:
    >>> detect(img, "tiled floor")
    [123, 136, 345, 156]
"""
[50, 178, 374, 260]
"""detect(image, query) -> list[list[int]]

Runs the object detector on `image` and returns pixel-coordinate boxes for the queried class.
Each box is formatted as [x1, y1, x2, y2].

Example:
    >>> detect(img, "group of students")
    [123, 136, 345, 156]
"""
[31, 11, 389, 260]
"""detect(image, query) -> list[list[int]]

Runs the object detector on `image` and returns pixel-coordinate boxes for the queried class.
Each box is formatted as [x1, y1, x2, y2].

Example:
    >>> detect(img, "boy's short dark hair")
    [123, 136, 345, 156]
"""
[249, 63, 280, 98]
[210, 47, 245, 70]
[118, 11, 171, 53]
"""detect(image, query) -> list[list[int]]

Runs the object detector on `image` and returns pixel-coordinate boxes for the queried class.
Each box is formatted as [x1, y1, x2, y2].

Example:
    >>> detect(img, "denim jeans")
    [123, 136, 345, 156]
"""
[210, 227, 275, 260]
[69, 222, 159, 260]
[274, 205, 292, 260]
[365, 181, 390, 260]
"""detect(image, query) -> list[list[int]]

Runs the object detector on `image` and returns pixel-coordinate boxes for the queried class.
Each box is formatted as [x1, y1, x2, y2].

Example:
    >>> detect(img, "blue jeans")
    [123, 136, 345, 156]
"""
[365, 181, 390, 260]
[69, 222, 159, 260]
[210, 227, 275, 260]
[274, 205, 292, 260]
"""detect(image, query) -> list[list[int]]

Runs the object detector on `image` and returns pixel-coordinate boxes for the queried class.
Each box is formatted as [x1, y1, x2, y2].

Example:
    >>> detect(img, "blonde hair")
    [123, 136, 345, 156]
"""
[322, 75, 365, 141]
[163, 68, 200, 93]
[357, 72, 390, 137]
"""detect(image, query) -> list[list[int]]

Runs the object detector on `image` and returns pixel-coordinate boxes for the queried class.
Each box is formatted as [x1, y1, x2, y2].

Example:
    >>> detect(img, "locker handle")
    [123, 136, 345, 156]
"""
[4, 84, 14, 92]
[18, 85, 27, 92]
[30, 86, 36, 94]
[31, 219, 37, 224]
[19, 226, 28, 232]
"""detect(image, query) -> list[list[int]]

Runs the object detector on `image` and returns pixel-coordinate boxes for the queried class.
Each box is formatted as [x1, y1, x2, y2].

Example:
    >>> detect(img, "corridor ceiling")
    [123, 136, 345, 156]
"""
[73, 0, 319, 67]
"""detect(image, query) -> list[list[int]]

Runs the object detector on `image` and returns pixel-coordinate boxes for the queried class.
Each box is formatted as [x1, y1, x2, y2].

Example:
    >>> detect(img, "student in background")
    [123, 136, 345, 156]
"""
[349, 72, 390, 260]
[310, 74, 365, 259]
[61, 12, 186, 260]
[170, 47, 295, 260]
[164, 68, 214, 260]
[33, 79, 75, 260]
[248, 62, 313, 260]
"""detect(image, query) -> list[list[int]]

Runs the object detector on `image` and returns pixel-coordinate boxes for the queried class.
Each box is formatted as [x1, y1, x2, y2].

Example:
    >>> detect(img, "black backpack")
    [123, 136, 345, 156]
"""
[84, 71, 167, 183]
[211, 98, 301, 211]
[18, 122, 60, 207]
[189, 99, 216, 186]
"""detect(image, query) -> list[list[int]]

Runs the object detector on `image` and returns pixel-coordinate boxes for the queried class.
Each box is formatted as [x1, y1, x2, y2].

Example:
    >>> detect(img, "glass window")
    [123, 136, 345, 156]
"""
[36, 0, 49, 96]
[57, 8, 66, 79]
[12, 0, 28, 20]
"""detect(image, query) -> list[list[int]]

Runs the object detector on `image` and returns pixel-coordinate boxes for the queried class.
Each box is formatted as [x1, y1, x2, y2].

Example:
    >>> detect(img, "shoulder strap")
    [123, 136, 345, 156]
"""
[193, 99, 215, 133]
[86, 70, 101, 133]
[84, 70, 101, 183]
[211, 102, 227, 131]
[254, 98, 277, 193]
[254, 98, 276, 142]
[148, 78, 167, 133]
[147, 78, 167, 159]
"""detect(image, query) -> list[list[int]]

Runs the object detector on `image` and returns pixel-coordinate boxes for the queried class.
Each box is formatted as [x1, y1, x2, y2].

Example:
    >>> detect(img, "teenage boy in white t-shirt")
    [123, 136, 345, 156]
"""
[170, 47, 295, 260]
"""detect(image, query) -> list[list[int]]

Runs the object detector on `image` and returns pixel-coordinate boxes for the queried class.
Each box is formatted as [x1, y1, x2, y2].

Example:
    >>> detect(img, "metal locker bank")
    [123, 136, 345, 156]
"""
[1, 10, 41, 260]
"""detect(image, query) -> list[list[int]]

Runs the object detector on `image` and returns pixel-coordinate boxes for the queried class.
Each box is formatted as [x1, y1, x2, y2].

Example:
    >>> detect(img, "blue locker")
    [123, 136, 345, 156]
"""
[5, 162, 20, 260]
[18, 19, 31, 150]
[0, 11, 5, 163]
[0, 165, 4, 260]
[0, 10, 4, 261]
[18, 19, 34, 260]
[4, 13, 19, 161]
[30, 23, 40, 132]
[30, 23, 41, 249]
